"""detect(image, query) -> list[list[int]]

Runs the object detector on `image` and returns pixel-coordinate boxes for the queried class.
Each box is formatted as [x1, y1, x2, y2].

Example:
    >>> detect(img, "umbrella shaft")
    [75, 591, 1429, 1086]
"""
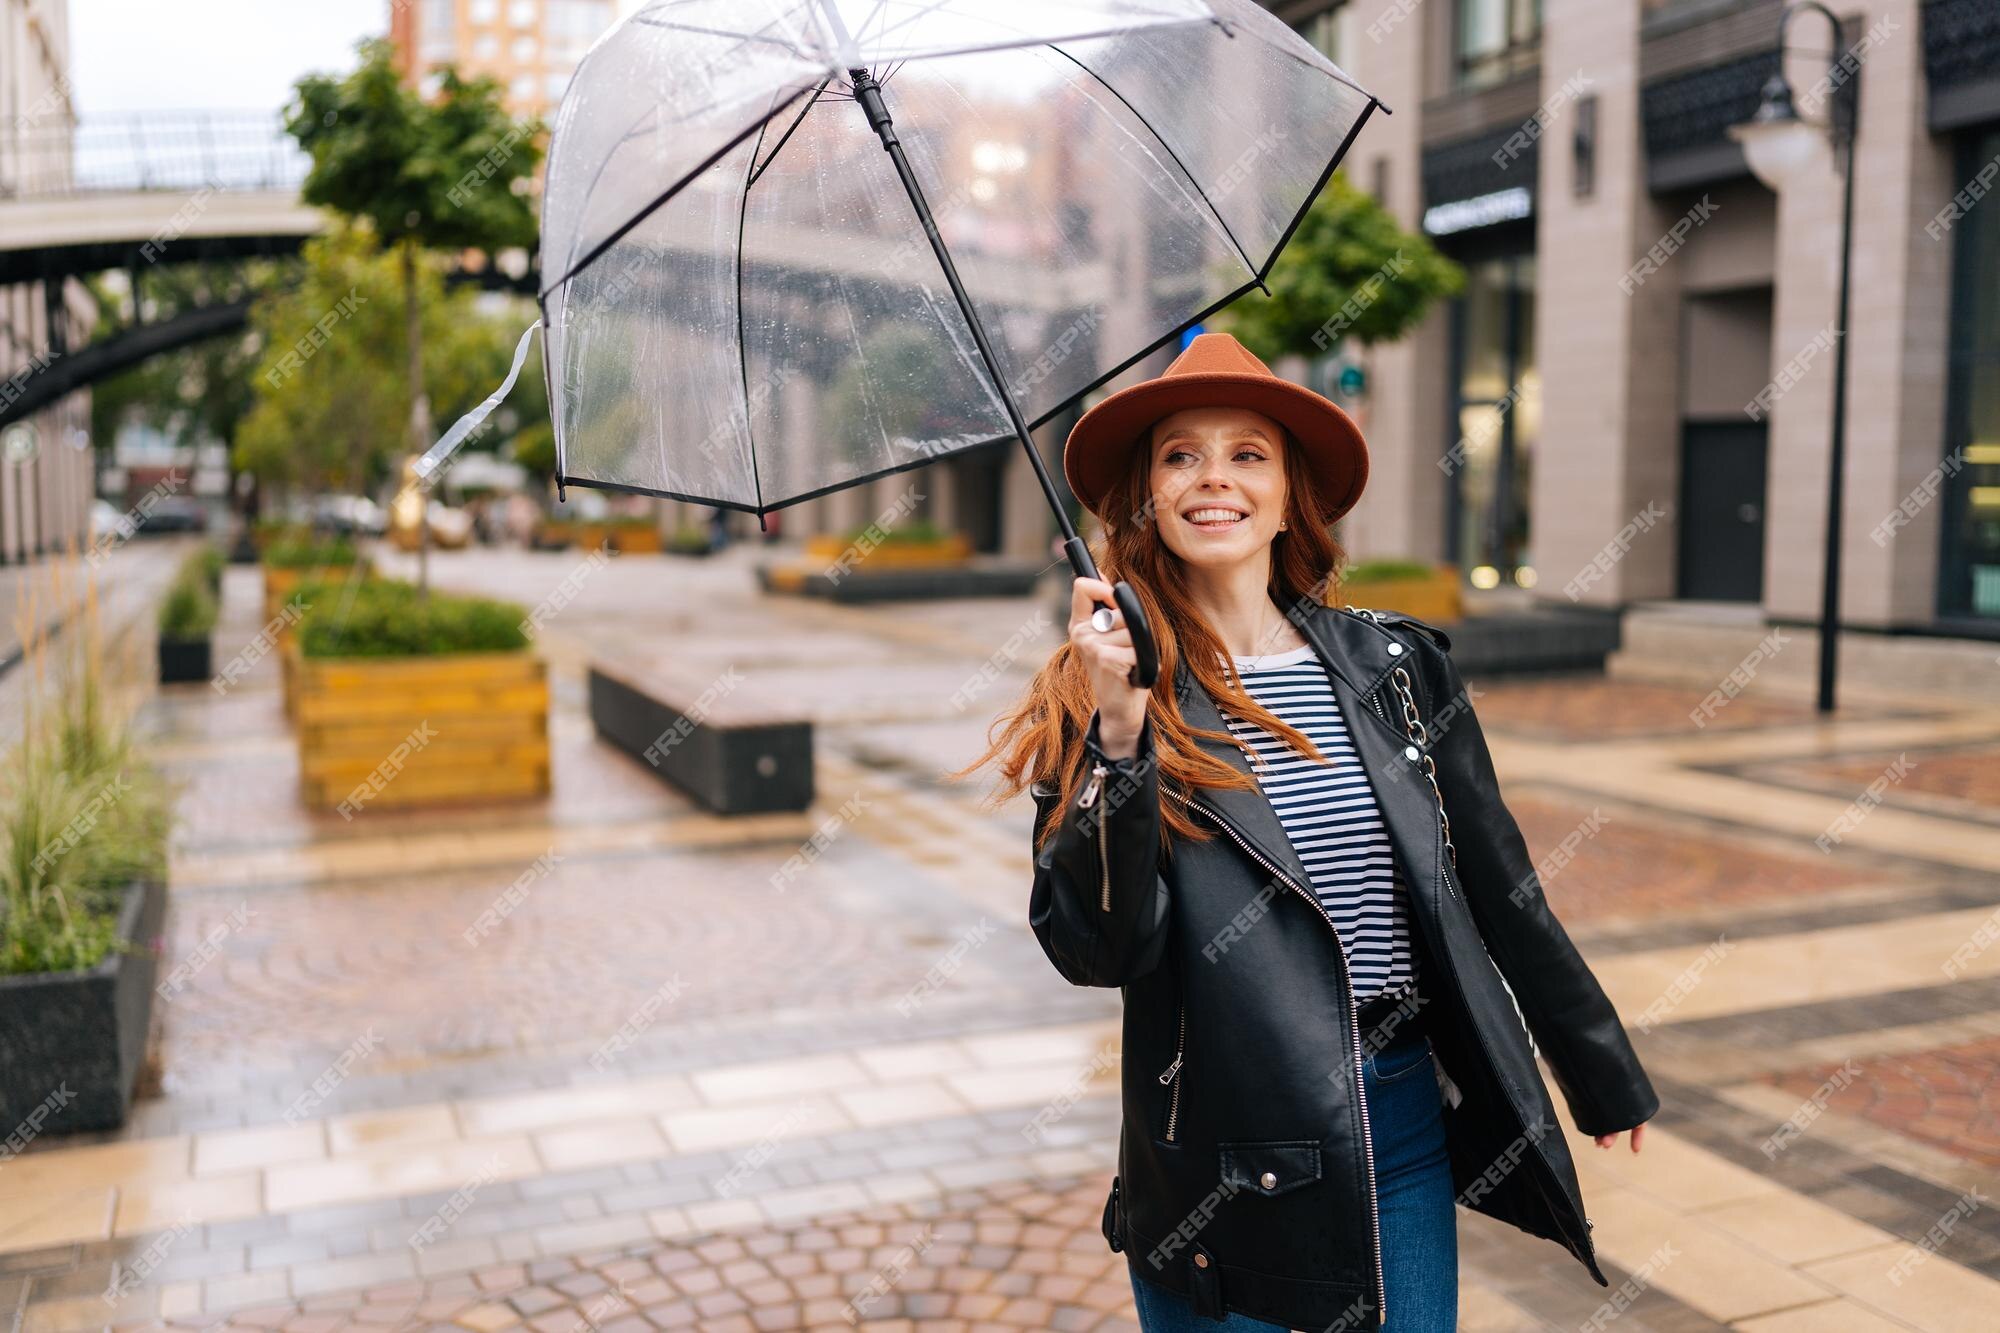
[848, 67, 1094, 575]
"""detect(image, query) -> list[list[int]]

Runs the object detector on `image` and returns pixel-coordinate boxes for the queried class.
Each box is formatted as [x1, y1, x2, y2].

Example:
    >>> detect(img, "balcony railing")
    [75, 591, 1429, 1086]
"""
[0, 112, 310, 201]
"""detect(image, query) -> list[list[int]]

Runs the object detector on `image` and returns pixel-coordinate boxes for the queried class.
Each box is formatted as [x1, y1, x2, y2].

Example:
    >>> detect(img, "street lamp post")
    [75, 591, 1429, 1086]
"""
[1727, 0, 1858, 715]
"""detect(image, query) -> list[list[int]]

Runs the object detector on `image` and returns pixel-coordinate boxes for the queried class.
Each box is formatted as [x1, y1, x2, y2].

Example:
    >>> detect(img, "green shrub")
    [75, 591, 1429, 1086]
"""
[0, 655, 172, 976]
[159, 567, 219, 640]
[262, 535, 360, 570]
[602, 515, 657, 530]
[666, 526, 712, 554]
[298, 578, 531, 658]
[1343, 559, 1440, 582]
[192, 543, 225, 591]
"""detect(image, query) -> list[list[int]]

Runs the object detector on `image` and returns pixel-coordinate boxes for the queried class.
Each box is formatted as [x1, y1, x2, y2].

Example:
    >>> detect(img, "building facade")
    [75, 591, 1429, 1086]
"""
[1269, 0, 2000, 644]
[0, 0, 93, 565]
[390, 0, 618, 118]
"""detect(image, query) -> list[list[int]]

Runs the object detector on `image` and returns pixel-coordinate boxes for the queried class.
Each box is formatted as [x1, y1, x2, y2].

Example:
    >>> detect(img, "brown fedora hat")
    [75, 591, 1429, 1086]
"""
[1062, 331, 1368, 525]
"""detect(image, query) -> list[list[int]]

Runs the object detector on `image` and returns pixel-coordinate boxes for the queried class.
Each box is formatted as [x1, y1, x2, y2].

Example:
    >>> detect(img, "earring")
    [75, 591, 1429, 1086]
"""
[1278, 519, 1288, 530]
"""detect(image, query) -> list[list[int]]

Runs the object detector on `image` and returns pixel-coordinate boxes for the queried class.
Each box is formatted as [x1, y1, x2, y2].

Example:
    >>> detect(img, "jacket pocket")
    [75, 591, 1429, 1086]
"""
[1218, 1139, 1322, 1198]
[1100, 1175, 1123, 1252]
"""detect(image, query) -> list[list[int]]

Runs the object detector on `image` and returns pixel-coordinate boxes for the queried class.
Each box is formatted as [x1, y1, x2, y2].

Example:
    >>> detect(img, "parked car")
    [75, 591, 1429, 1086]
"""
[135, 495, 209, 534]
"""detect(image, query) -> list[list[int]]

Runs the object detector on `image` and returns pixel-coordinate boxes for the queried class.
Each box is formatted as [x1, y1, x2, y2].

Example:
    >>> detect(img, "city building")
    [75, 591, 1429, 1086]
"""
[0, 0, 94, 565]
[1270, 0, 1998, 677]
[390, 0, 618, 118]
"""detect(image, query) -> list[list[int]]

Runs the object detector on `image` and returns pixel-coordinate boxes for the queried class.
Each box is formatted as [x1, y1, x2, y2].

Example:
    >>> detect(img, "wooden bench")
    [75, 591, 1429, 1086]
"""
[587, 656, 813, 814]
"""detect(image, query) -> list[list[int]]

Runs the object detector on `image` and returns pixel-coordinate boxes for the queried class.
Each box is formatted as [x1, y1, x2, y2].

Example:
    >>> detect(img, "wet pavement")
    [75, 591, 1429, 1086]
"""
[2, 542, 1997, 1332]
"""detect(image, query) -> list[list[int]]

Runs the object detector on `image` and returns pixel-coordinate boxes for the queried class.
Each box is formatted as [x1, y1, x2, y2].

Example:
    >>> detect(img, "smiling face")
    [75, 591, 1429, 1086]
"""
[1145, 405, 1290, 572]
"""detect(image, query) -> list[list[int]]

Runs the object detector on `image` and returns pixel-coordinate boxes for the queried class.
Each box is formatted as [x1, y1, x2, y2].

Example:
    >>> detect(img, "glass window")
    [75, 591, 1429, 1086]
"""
[512, 35, 538, 62]
[1938, 127, 2000, 622]
[472, 33, 500, 59]
[510, 0, 538, 26]
[469, 0, 500, 22]
[1457, 0, 1541, 89]
[1448, 254, 1538, 588]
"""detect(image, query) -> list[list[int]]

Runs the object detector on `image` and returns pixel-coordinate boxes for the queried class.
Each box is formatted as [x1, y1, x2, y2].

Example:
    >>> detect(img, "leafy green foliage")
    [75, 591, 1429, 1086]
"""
[158, 563, 219, 640]
[1215, 172, 1464, 359]
[261, 534, 361, 570]
[233, 229, 534, 496]
[1343, 558, 1441, 582]
[298, 579, 531, 659]
[286, 39, 541, 254]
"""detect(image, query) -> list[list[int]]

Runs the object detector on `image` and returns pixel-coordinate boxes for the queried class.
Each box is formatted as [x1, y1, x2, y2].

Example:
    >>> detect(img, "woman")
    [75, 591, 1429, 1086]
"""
[962, 333, 1657, 1331]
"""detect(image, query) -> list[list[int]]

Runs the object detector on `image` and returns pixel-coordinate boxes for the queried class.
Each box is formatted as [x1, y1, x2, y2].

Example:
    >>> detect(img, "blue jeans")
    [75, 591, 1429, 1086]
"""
[1129, 1025, 1459, 1331]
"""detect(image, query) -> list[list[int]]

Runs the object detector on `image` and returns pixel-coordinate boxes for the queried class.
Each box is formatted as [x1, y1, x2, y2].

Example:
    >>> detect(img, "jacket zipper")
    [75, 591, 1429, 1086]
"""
[1164, 785, 1387, 1326]
[1078, 761, 1112, 912]
[1159, 994, 1186, 1140]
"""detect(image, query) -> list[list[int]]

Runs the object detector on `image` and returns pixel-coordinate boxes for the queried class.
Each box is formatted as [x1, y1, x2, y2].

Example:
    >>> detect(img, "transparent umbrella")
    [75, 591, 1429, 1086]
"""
[428, 0, 1386, 685]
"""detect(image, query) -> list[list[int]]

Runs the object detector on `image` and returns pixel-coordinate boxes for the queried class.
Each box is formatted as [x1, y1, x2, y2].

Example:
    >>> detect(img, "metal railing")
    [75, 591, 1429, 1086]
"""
[0, 112, 310, 200]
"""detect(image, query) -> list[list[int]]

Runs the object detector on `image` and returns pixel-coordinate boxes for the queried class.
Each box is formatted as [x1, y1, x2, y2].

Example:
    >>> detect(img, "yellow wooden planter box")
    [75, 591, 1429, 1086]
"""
[605, 525, 661, 553]
[1339, 566, 1463, 623]
[802, 533, 971, 570]
[294, 650, 550, 811]
[263, 563, 365, 623]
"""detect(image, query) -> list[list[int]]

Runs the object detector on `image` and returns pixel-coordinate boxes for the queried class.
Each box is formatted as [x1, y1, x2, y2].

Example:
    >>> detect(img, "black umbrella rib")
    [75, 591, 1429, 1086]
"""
[1044, 43, 1266, 294]
[540, 82, 815, 300]
[734, 87, 796, 516]
[747, 73, 831, 189]
[1259, 96, 1380, 278]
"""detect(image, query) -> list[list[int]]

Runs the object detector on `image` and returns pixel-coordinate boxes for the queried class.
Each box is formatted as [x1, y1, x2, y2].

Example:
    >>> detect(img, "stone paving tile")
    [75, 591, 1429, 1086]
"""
[1752, 742, 2000, 820]
[1504, 792, 1873, 926]
[1760, 1035, 2000, 1170]
[97, 1173, 1725, 1333]
[1468, 674, 1903, 742]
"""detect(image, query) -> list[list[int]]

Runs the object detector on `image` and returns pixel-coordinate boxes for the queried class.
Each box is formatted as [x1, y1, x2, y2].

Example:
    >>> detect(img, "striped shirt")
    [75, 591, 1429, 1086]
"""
[1221, 642, 1418, 1004]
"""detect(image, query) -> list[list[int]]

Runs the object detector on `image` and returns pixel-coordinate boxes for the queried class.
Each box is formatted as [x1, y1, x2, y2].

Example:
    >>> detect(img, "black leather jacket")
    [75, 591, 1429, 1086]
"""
[1029, 601, 1659, 1330]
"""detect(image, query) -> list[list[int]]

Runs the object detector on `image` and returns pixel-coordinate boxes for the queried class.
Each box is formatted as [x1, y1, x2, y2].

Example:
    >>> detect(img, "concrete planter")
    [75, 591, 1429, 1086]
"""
[295, 651, 550, 811]
[157, 636, 212, 685]
[1339, 566, 1464, 623]
[0, 880, 166, 1134]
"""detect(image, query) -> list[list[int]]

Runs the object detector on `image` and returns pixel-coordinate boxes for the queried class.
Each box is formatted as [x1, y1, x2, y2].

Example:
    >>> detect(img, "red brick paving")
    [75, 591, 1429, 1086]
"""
[1762, 1035, 2000, 1168]
[116, 1175, 1143, 1332]
[1508, 792, 1869, 925]
[1468, 675, 1887, 741]
[1770, 745, 2000, 814]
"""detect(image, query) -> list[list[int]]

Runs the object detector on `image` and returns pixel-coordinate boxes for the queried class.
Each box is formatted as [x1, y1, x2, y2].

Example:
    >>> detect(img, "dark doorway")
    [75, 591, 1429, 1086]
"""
[1678, 420, 1767, 601]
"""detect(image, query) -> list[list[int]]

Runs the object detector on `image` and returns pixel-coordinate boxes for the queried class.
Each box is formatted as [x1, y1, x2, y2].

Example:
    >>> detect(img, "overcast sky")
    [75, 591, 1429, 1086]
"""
[67, 0, 388, 116]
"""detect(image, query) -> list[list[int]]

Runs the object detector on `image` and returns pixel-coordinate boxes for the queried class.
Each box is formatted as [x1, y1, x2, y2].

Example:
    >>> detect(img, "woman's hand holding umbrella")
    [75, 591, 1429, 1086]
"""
[1071, 576, 1148, 762]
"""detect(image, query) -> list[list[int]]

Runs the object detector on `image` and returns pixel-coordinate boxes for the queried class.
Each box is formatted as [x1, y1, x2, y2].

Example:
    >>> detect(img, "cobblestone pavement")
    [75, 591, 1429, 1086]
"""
[3, 544, 1998, 1332]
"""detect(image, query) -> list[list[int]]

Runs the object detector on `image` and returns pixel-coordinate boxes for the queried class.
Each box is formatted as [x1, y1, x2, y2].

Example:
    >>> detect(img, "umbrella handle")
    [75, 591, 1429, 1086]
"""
[1110, 580, 1160, 690]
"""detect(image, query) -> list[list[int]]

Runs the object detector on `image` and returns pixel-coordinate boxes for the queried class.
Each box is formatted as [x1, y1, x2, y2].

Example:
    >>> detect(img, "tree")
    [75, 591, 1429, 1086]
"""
[285, 38, 542, 577]
[1214, 172, 1463, 360]
[234, 227, 534, 504]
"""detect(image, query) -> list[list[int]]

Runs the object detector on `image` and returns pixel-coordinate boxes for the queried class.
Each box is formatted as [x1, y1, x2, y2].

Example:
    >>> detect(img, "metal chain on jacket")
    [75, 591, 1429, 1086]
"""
[1388, 663, 1456, 870]
[1345, 604, 1459, 868]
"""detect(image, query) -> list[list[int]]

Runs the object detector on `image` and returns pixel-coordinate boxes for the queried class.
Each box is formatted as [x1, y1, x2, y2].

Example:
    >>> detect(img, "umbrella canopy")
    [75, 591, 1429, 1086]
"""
[537, 0, 1383, 514]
